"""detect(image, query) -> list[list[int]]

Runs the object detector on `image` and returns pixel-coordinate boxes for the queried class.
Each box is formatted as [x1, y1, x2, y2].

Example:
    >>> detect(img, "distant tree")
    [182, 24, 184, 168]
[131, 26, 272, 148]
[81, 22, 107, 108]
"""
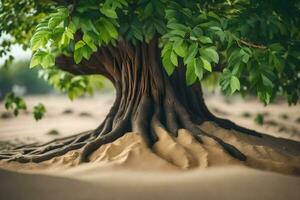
[0, 0, 299, 163]
[0, 60, 52, 100]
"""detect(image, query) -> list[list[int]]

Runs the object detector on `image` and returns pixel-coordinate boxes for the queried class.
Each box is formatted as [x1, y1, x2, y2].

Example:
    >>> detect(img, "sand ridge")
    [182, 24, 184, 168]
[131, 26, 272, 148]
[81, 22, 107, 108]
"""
[1, 122, 299, 176]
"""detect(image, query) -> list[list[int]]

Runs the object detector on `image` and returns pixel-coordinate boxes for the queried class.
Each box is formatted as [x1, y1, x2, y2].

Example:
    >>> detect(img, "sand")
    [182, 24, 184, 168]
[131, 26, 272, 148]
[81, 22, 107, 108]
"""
[0, 94, 300, 200]
[1, 166, 300, 200]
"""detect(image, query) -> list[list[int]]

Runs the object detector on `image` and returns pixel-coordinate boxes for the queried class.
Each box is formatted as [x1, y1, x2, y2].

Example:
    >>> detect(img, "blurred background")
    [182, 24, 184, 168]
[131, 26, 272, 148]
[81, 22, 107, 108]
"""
[0, 42, 299, 150]
[0, 59, 52, 99]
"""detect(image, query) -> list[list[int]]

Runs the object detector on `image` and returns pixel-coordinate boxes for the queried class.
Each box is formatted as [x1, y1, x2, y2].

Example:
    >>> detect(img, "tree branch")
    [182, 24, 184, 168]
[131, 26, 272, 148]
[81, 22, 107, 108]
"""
[55, 53, 114, 82]
[239, 39, 267, 49]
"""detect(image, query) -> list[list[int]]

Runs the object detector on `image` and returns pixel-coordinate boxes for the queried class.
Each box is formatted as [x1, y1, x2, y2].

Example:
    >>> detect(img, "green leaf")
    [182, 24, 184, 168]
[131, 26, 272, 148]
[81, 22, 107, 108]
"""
[254, 113, 264, 125]
[173, 39, 186, 57]
[239, 49, 251, 63]
[81, 46, 93, 60]
[101, 19, 118, 39]
[41, 53, 55, 68]
[261, 74, 273, 87]
[198, 36, 212, 44]
[68, 21, 76, 33]
[100, 7, 118, 19]
[65, 27, 74, 39]
[30, 50, 52, 68]
[272, 55, 284, 72]
[169, 30, 186, 37]
[33, 103, 46, 121]
[4, 93, 27, 117]
[200, 57, 212, 72]
[162, 50, 175, 75]
[144, 2, 153, 18]
[228, 49, 242, 66]
[30, 31, 50, 51]
[170, 51, 178, 66]
[17, 98, 26, 110]
[167, 23, 189, 32]
[257, 85, 272, 104]
[242, 53, 250, 63]
[59, 26, 75, 47]
[200, 48, 219, 64]
[74, 49, 83, 64]
[269, 43, 285, 52]
[184, 43, 198, 64]
[162, 43, 172, 57]
[191, 27, 203, 38]
[30, 58, 40, 69]
[83, 34, 97, 51]
[207, 11, 220, 21]
[30, 51, 42, 68]
[194, 57, 203, 80]
[186, 61, 197, 85]
[52, 27, 64, 42]
[48, 16, 64, 29]
[231, 63, 240, 75]
[131, 24, 143, 41]
[75, 41, 86, 50]
[144, 24, 155, 42]
[190, 36, 197, 41]
[209, 26, 222, 31]
[154, 20, 167, 34]
[230, 76, 240, 94]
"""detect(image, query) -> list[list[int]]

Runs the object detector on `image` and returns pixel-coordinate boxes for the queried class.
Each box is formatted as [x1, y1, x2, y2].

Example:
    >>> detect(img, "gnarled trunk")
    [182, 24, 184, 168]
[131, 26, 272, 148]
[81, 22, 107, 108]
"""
[0, 38, 262, 163]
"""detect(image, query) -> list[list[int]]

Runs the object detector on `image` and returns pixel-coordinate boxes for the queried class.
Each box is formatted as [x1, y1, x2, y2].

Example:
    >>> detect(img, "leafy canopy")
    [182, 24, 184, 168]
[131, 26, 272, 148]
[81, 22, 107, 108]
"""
[1, 0, 300, 106]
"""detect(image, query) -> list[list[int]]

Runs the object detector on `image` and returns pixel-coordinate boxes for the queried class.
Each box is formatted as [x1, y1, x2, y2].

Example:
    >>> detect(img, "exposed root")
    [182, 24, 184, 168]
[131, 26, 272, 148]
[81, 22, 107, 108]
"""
[0, 131, 89, 163]
[0, 114, 248, 164]
[0, 38, 255, 165]
[173, 100, 246, 161]
[79, 120, 130, 163]
[210, 117, 263, 137]
[9, 142, 85, 163]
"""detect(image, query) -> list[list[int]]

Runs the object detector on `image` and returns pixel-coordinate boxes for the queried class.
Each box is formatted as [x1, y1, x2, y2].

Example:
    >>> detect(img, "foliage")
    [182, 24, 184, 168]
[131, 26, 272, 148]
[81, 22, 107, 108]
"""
[1, 0, 300, 107]
[160, 0, 300, 105]
[254, 113, 264, 125]
[37, 69, 111, 100]
[3, 92, 46, 119]
[4, 92, 27, 116]
[33, 103, 46, 121]
[0, 0, 53, 60]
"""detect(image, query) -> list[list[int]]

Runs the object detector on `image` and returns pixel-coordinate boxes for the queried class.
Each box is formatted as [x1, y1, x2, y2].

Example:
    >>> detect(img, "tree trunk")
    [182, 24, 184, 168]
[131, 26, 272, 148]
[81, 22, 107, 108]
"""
[0, 38, 263, 163]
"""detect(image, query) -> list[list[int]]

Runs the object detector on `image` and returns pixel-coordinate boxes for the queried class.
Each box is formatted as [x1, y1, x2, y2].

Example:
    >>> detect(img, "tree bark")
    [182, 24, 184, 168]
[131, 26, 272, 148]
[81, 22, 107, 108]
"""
[0, 38, 263, 163]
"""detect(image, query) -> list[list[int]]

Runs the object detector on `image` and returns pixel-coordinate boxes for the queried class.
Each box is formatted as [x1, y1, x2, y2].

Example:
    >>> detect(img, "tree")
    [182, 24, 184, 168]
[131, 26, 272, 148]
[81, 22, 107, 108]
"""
[0, 0, 299, 164]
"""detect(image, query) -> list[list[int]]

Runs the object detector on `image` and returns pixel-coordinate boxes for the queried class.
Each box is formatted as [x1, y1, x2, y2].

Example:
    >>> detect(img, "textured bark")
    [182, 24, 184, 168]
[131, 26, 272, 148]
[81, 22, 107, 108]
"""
[0, 38, 263, 163]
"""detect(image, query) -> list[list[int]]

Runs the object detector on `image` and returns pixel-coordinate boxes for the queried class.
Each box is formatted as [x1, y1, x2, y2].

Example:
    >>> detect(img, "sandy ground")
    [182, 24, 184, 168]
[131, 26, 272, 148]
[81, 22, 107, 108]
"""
[1, 166, 300, 200]
[0, 92, 299, 145]
[0, 92, 300, 200]
[0, 93, 113, 144]
[206, 94, 300, 141]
